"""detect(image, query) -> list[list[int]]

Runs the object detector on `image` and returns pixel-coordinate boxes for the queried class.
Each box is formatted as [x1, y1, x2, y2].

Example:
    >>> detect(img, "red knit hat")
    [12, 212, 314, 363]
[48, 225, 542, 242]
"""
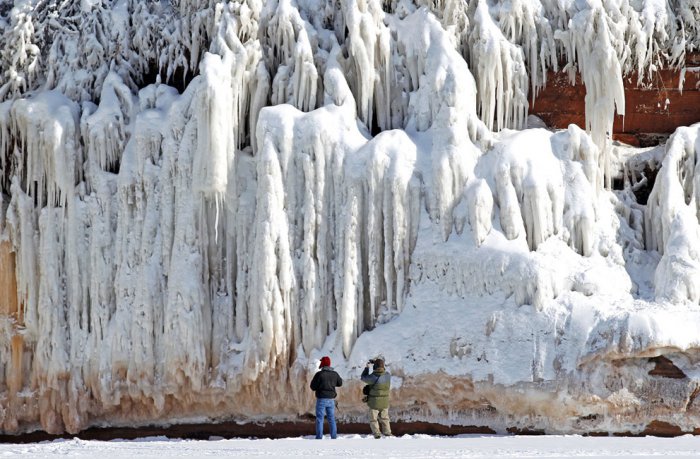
[319, 356, 331, 368]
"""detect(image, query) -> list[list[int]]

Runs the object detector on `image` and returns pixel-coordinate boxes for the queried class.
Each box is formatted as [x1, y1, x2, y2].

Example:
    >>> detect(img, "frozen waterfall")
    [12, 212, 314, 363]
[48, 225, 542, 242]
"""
[0, 0, 700, 436]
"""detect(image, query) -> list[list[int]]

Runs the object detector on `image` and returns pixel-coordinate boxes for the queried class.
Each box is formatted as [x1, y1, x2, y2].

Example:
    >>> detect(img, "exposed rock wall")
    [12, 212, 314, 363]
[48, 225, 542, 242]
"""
[0, 240, 24, 403]
[531, 54, 700, 146]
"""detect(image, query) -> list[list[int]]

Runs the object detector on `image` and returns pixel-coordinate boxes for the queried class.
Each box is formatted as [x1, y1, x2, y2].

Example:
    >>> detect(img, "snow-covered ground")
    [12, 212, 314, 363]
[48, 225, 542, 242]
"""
[2, 435, 700, 458]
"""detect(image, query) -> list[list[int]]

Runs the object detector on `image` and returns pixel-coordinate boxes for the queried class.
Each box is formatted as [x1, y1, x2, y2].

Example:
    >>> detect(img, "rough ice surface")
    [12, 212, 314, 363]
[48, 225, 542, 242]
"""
[0, 0, 700, 436]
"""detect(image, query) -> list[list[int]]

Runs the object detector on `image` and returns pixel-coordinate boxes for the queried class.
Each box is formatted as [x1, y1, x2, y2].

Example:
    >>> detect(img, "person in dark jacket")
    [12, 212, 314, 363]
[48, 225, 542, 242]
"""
[310, 356, 343, 439]
[361, 357, 392, 438]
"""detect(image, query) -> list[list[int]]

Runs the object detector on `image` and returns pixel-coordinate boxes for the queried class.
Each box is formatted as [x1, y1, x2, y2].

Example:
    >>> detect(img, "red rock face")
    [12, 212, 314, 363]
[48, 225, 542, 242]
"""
[530, 54, 700, 146]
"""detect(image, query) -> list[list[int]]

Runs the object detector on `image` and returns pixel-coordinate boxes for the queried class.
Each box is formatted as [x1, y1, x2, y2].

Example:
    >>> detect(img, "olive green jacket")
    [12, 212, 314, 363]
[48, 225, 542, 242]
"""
[361, 367, 391, 410]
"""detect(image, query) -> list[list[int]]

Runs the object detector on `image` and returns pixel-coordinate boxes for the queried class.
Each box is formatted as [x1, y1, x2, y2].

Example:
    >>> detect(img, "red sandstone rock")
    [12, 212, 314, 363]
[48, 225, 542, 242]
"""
[641, 420, 684, 437]
[647, 356, 687, 379]
[530, 54, 700, 145]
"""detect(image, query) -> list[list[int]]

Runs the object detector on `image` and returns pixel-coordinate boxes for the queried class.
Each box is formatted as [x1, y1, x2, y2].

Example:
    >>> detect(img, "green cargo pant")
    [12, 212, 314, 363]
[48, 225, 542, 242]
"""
[369, 408, 392, 437]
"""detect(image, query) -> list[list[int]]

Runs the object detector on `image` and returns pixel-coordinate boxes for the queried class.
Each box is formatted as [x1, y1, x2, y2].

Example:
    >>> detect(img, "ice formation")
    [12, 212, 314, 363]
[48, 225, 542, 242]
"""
[1, 0, 700, 436]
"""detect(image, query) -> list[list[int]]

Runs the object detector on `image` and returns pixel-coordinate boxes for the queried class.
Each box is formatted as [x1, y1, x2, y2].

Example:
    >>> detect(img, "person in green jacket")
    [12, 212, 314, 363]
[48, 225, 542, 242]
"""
[361, 357, 393, 438]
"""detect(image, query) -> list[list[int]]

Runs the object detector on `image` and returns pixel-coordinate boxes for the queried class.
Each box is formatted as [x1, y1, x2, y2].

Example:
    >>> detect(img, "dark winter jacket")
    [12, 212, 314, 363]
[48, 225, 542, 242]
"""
[310, 367, 343, 399]
[361, 367, 391, 410]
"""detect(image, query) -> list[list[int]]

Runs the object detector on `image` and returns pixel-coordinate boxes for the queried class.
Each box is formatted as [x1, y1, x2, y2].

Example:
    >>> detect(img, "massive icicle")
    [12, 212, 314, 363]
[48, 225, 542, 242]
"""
[645, 124, 700, 303]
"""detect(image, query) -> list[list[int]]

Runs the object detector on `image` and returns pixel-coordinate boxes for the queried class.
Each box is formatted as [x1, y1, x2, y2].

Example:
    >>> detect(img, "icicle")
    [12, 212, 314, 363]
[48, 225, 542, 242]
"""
[488, 129, 598, 253]
[394, 7, 487, 145]
[81, 72, 135, 178]
[495, 160, 523, 241]
[249, 61, 270, 154]
[468, 0, 529, 131]
[355, 130, 418, 326]
[654, 213, 700, 303]
[291, 32, 318, 112]
[10, 91, 81, 208]
[555, 4, 625, 188]
[246, 137, 295, 373]
[645, 126, 700, 303]
[5, 182, 39, 339]
[467, 178, 493, 246]
[193, 52, 234, 199]
[338, 188, 362, 357]
[340, 0, 392, 131]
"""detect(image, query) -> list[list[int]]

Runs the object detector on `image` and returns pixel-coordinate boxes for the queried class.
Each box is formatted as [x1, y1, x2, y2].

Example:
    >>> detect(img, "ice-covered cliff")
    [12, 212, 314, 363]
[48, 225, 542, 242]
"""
[0, 0, 699, 435]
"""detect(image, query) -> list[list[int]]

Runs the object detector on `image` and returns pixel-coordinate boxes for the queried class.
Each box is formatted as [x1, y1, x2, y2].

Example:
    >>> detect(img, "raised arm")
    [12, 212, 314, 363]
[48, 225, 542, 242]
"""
[361, 367, 376, 384]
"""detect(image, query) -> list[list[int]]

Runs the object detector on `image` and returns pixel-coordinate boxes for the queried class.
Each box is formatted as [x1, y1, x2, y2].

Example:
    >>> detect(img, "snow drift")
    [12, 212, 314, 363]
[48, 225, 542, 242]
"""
[0, 0, 699, 435]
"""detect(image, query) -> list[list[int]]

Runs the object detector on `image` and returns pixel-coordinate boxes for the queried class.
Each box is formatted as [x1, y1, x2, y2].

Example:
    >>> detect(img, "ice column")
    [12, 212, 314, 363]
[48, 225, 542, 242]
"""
[557, 4, 625, 189]
[340, 0, 392, 131]
[646, 126, 700, 303]
[468, 0, 529, 131]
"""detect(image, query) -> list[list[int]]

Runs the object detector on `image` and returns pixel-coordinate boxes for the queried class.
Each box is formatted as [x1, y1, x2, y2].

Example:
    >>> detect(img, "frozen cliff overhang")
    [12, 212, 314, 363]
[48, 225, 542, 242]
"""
[0, 0, 700, 436]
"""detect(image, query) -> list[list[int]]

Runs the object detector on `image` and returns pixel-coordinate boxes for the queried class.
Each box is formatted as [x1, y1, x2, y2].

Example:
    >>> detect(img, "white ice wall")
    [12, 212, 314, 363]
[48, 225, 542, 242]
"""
[0, 0, 699, 435]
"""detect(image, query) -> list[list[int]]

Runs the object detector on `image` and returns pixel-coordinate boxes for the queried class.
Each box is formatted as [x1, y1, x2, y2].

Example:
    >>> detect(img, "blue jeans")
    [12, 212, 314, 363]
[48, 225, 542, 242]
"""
[315, 398, 337, 439]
